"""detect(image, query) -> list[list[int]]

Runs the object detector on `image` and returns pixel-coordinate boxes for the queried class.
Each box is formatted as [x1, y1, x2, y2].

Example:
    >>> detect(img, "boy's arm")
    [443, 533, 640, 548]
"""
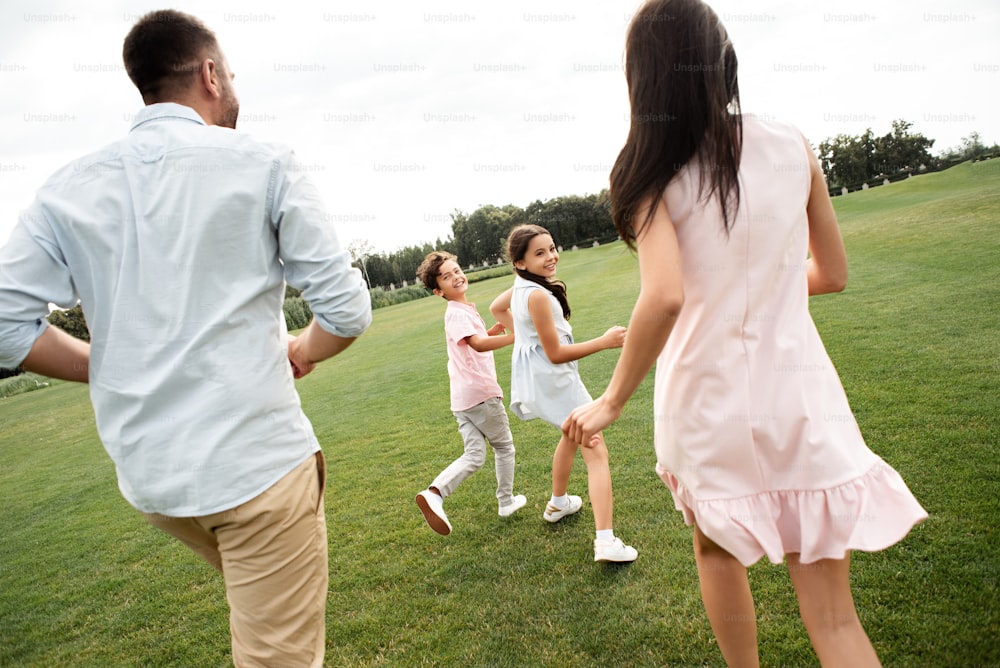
[466, 331, 514, 353]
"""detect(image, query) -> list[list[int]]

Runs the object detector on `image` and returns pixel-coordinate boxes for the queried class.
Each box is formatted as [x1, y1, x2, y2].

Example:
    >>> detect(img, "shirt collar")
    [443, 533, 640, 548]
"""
[449, 299, 477, 312]
[130, 103, 208, 132]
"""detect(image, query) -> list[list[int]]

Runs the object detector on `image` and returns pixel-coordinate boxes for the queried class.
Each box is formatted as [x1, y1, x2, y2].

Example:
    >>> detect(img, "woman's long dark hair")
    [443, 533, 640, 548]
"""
[611, 0, 743, 247]
[505, 224, 571, 320]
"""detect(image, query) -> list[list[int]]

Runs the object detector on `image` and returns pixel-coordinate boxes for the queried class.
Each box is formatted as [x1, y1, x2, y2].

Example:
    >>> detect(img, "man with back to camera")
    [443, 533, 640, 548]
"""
[0, 10, 371, 667]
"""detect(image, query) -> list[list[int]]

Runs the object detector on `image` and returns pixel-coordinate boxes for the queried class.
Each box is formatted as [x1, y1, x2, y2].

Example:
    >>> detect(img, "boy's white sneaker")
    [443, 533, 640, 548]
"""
[498, 494, 527, 518]
[594, 537, 638, 563]
[416, 490, 452, 536]
[543, 495, 583, 523]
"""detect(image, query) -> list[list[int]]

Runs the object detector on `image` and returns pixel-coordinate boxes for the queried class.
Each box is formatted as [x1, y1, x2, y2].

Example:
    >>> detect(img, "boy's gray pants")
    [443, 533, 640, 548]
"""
[431, 397, 517, 506]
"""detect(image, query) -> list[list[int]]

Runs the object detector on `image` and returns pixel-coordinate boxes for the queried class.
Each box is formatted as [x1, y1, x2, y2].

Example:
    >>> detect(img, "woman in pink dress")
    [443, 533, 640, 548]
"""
[562, 0, 927, 665]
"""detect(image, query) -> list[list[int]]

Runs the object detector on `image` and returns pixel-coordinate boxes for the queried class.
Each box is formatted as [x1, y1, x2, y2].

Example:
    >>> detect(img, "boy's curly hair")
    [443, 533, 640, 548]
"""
[416, 251, 458, 292]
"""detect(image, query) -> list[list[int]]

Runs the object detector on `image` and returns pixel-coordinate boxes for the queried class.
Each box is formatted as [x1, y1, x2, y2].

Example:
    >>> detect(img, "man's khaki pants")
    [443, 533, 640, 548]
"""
[144, 452, 328, 667]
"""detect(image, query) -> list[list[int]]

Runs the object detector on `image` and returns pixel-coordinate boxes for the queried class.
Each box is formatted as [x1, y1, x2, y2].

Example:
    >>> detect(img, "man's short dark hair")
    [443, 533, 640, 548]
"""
[123, 10, 220, 103]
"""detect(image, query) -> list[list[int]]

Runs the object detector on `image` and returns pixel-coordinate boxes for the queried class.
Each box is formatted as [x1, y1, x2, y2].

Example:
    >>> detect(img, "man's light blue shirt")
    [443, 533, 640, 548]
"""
[0, 103, 372, 515]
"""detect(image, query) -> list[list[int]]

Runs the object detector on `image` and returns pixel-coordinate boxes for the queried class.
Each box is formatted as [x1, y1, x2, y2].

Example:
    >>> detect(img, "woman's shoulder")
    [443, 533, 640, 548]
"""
[742, 113, 806, 143]
[741, 113, 813, 170]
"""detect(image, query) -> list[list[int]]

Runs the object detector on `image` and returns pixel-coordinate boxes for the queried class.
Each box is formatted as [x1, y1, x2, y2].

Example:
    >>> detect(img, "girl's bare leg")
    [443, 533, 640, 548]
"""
[578, 433, 613, 531]
[550, 433, 577, 498]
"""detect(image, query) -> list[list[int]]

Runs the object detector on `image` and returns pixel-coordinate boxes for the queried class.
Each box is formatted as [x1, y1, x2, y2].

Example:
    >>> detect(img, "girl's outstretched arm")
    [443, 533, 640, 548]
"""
[489, 287, 515, 332]
[563, 195, 684, 446]
[528, 289, 625, 365]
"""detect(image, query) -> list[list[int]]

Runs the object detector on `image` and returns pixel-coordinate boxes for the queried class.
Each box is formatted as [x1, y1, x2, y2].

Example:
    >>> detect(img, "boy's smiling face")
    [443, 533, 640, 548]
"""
[433, 259, 468, 301]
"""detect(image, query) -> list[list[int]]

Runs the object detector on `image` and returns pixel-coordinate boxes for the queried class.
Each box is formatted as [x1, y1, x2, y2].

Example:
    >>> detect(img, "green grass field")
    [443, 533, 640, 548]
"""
[1, 161, 998, 666]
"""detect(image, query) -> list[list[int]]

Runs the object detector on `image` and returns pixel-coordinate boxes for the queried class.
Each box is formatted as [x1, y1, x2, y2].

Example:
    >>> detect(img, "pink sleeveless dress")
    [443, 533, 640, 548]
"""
[655, 115, 927, 566]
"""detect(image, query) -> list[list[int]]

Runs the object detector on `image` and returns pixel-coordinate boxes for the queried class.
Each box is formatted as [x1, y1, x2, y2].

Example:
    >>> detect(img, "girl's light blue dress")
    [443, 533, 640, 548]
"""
[509, 275, 592, 427]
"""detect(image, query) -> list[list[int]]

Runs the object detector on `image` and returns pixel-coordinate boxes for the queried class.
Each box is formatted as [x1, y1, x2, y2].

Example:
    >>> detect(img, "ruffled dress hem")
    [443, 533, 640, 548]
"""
[657, 460, 928, 567]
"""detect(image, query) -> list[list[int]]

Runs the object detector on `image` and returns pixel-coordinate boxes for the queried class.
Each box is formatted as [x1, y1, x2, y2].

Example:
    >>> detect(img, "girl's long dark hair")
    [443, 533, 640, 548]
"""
[611, 0, 743, 247]
[505, 224, 571, 319]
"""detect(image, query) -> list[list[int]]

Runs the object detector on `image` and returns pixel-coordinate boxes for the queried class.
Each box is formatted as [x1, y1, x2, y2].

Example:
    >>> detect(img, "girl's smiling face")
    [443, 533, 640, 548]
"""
[515, 233, 558, 278]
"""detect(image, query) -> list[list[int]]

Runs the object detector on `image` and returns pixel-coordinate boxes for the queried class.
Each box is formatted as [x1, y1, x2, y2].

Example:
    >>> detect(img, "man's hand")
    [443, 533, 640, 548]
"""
[287, 334, 315, 379]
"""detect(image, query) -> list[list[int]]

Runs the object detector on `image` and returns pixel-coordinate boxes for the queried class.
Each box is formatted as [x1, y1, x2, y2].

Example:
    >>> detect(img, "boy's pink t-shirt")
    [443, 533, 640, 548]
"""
[444, 300, 503, 411]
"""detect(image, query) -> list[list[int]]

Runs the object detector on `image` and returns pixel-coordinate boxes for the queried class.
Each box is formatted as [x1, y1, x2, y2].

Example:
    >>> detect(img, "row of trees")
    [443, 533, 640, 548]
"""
[936, 131, 996, 167]
[358, 120, 996, 291]
[352, 192, 617, 290]
[817, 119, 997, 193]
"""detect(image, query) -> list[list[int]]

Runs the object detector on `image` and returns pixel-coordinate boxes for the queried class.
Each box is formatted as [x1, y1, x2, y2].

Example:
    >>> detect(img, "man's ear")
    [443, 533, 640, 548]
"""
[432, 288, 444, 298]
[200, 58, 221, 98]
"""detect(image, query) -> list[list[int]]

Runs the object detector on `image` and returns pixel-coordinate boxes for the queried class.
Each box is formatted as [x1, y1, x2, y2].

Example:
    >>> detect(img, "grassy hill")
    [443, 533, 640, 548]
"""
[1, 161, 997, 666]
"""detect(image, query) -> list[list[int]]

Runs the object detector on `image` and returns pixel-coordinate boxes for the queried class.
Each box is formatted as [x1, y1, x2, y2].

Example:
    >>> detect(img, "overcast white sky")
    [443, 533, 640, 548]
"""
[1, 0, 996, 253]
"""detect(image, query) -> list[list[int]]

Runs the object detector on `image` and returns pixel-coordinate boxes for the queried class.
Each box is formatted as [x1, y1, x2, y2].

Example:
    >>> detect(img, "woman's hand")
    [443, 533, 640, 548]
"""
[563, 395, 622, 448]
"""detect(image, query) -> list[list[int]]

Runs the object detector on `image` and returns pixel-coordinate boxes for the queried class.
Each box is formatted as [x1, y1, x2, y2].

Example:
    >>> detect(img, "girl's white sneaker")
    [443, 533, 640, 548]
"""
[543, 495, 583, 523]
[594, 537, 638, 563]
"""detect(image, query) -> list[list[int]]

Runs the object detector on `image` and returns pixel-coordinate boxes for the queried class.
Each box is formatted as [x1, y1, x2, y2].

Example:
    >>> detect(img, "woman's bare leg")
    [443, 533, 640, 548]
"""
[786, 553, 881, 667]
[693, 524, 759, 668]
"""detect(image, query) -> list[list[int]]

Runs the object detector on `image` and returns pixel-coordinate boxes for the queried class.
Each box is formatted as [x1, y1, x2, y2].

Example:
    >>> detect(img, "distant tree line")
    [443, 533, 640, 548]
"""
[818, 119, 997, 193]
[936, 131, 996, 168]
[359, 121, 997, 290]
[350, 191, 617, 292]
